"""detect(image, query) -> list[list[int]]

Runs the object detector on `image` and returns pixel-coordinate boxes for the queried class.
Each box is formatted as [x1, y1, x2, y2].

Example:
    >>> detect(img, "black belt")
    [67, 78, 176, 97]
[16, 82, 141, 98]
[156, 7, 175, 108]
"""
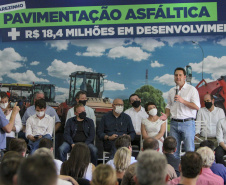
[171, 118, 194, 122]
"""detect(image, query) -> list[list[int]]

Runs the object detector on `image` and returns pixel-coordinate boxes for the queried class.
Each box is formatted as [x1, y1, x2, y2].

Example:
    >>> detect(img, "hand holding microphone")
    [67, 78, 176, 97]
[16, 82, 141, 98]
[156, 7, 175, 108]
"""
[174, 85, 179, 102]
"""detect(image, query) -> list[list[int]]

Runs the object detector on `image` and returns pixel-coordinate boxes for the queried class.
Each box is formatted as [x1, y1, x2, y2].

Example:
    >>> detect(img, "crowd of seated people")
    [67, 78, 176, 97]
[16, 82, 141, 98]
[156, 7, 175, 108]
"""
[1, 77, 226, 185]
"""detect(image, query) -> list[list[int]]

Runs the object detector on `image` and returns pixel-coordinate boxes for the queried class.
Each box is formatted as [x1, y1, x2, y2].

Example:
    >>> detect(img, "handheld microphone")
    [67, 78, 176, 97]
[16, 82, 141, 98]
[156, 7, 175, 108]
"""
[175, 85, 179, 96]
[175, 85, 179, 102]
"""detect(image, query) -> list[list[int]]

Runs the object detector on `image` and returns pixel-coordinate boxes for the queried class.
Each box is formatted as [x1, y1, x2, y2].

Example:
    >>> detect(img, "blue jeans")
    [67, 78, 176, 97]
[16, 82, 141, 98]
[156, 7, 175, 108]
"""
[59, 142, 98, 165]
[28, 134, 52, 154]
[170, 120, 195, 159]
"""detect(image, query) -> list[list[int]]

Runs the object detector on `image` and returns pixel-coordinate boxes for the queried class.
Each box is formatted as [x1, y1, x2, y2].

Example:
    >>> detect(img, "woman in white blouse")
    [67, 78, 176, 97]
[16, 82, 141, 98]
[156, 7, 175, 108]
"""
[141, 102, 166, 153]
[0, 92, 22, 143]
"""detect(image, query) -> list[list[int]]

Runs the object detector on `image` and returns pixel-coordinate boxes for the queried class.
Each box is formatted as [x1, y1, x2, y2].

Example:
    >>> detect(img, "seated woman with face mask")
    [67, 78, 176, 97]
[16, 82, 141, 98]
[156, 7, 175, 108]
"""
[141, 102, 166, 153]
[0, 92, 22, 149]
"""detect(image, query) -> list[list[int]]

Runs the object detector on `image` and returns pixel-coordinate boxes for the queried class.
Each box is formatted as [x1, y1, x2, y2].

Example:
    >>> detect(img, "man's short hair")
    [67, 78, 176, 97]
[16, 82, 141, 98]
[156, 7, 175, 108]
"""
[75, 91, 87, 99]
[196, 147, 215, 168]
[180, 151, 202, 178]
[0, 92, 9, 99]
[163, 136, 177, 153]
[129, 94, 140, 102]
[17, 155, 57, 185]
[35, 99, 46, 109]
[200, 140, 215, 151]
[34, 91, 44, 99]
[143, 137, 159, 151]
[74, 103, 84, 113]
[33, 148, 54, 159]
[115, 135, 131, 149]
[39, 138, 53, 149]
[174, 67, 186, 75]
[0, 151, 23, 185]
[136, 150, 167, 185]
[144, 102, 156, 112]
[9, 138, 27, 154]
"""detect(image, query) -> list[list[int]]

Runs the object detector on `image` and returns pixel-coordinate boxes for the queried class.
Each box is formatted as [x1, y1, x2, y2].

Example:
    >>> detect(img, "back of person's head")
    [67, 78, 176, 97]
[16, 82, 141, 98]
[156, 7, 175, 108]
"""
[163, 136, 177, 153]
[16, 155, 57, 185]
[39, 138, 53, 149]
[200, 140, 215, 151]
[0, 151, 23, 185]
[143, 137, 159, 151]
[60, 142, 90, 180]
[91, 164, 117, 185]
[35, 99, 46, 109]
[135, 150, 167, 185]
[33, 147, 54, 159]
[196, 146, 215, 168]
[9, 138, 27, 157]
[180, 151, 202, 178]
[115, 135, 131, 149]
[114, 147, 131, 173]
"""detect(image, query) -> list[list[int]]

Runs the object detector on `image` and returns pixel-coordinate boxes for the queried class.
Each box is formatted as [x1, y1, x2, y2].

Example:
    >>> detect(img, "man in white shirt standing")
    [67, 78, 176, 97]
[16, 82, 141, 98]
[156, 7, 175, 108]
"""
[161, 67, 200, 158]
[125, 94, 148, 149]
[26, 99, 54, 154]
[196, 93, 225, 145]
[66, 91, 96, 126]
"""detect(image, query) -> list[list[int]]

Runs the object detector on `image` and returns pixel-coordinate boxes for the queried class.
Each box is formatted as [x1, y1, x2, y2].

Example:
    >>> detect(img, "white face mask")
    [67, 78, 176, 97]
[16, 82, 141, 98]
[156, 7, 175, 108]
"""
[115, 106, 124, 114]
[36, 111, 45, 117]
[149, 108, 157, 116]
[0, 102, 8, 109]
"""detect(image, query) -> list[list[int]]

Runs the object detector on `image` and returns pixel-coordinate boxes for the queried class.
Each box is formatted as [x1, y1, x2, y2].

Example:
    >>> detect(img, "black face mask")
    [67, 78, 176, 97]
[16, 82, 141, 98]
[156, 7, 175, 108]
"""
[205, 102, 213, 109]
[79, 111, 86, 119]
[79, 100, 87, 106]
[132, 101, 141, 108]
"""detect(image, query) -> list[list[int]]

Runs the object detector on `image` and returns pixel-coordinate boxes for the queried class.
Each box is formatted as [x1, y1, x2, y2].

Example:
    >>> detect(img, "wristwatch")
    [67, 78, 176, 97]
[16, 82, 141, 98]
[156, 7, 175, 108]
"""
[106, 136, 109, 140]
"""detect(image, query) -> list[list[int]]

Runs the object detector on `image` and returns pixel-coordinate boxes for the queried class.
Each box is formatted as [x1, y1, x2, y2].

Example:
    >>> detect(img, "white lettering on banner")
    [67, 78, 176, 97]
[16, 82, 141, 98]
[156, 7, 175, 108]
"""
[0, 1, 26, 13]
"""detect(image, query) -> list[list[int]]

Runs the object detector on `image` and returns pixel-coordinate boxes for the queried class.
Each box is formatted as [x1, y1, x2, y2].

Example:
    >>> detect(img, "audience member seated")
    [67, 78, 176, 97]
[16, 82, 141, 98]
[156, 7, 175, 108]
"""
[200, 140, 226, 184]
[0, 92, 22, 149]
[97, 98, 135, 159]
[121, 137, 177, 185]
[9, 138, 27, 157]
[107, 135, 136, 168]
[15, 154, 73, 185]
[169, 147, 224, 185]
[0, 151, 23, 185]
[59, 104, 97, 165]
[124, 93, 148, 150]
[60, 142, 95, 181]
[114, 147, 131, 185]
[26, 99, 54, 154]
[196, 94, 225, 146]
[141, 102, 166, 153]
[172, 151, 202, 185]
[134, 150, 169, 185]
[38, 138, 63, 175]
[32, 148, 77, 185]
[215, 117, 226, 166]
[20, 91, 61, 143]
[91, 164, 118, 185]
[66, 91, 96, 125]
[163, 136, 180, 177]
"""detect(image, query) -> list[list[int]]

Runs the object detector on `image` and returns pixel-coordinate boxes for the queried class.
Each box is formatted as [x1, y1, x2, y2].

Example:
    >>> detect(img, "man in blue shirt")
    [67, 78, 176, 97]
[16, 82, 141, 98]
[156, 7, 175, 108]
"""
[58, 103, 97, 165]
[0, 101, 20, 158]
[97, 98, 135, 159]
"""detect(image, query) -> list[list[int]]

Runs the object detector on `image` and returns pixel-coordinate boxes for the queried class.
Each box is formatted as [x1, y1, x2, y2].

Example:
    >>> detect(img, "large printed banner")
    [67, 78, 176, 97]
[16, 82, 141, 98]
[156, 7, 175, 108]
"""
[0, 0, 225, 41]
